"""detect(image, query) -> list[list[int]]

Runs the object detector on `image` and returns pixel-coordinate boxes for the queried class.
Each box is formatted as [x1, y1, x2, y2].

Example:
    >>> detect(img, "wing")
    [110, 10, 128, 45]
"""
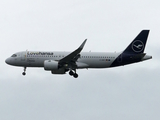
[59, 39, 87, 66]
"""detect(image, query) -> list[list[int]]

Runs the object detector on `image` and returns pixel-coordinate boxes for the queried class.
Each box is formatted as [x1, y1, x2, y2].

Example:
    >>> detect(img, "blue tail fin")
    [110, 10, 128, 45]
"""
[123, 30, 150, 54]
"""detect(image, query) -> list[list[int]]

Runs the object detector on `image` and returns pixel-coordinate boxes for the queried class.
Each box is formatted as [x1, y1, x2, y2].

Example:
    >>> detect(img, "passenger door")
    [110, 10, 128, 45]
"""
[21, 52, 26, 61]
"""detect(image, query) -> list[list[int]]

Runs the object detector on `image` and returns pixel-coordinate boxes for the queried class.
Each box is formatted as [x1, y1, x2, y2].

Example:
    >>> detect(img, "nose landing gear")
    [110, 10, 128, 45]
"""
[22, 67, 26, 76]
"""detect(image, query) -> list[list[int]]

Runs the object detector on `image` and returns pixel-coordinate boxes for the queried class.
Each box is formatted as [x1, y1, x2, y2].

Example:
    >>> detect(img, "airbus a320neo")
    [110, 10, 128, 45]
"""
[5, 30, 152, 78]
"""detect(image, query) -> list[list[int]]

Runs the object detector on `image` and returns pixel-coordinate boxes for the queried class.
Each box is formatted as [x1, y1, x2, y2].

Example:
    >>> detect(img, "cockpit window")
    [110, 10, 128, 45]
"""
[11, 54, 17, 57]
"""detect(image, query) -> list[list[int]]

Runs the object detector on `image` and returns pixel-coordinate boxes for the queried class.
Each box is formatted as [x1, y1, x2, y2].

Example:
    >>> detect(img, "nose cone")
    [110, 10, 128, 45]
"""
[5, 58, 11, 65]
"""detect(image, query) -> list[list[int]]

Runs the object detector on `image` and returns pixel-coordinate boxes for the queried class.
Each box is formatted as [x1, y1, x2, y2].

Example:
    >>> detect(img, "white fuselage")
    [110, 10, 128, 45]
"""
[6, 51, 121, 69]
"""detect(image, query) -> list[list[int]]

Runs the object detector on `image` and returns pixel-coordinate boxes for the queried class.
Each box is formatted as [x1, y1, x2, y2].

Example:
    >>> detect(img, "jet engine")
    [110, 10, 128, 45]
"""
[44, 60, 59, 70]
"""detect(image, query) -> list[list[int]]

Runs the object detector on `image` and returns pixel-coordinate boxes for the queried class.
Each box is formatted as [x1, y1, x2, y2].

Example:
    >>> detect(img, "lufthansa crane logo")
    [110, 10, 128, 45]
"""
[132, 40, 144, 52]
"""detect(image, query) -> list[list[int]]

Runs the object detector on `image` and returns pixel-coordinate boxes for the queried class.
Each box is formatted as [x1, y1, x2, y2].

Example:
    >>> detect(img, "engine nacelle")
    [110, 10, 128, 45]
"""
[44, 60, 59, 71]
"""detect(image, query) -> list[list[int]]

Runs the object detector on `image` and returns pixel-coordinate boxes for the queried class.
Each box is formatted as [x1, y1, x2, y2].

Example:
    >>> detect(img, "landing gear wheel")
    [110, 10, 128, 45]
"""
[69, 71, 74, 76]
[22, 72, 26, 76]
[69, 69, 78, 78]
[73, 73, 78, 78]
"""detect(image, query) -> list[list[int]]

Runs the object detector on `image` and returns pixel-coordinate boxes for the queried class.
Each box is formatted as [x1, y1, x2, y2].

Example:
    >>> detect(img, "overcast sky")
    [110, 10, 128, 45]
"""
[0, 0, 160, 120]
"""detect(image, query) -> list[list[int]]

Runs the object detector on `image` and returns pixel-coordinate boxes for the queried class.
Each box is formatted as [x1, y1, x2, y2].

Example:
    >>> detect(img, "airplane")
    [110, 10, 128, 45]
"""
[5, 30, 152, 78]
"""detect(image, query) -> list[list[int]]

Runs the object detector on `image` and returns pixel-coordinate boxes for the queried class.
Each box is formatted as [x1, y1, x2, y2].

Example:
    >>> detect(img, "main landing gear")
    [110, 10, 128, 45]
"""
[22, 67, 26, 76]
[69, 70, 78, 78]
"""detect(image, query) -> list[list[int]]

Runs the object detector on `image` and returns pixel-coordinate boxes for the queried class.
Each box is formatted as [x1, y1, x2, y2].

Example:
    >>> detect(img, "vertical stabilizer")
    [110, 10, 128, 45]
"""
[123, 30, 150, 54]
